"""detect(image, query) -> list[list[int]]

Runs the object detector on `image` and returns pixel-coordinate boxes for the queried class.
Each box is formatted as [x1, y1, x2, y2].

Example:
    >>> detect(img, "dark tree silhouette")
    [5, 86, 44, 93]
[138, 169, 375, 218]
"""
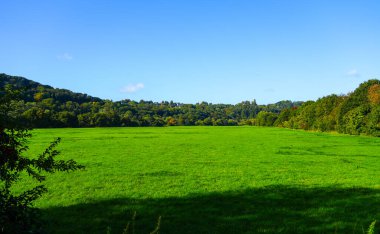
[0, 85, 84, 233]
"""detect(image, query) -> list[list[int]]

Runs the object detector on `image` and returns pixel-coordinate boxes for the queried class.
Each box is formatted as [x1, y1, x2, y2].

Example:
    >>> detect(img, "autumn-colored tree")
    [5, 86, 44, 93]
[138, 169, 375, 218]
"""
[33, 92, 44, 102]
[166, 116, 177, 126]
[368, 84, 380, 105]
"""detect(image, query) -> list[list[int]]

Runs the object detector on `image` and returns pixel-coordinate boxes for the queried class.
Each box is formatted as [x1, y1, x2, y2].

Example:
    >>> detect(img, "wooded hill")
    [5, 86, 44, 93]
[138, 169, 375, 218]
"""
[273, 79, 380, 136]
[1, 73, 379, 136]
[0, 73, 301, 127]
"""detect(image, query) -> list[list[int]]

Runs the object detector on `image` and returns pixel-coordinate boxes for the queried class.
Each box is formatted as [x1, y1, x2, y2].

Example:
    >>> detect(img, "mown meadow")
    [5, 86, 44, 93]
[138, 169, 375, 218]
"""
[14, 126, 380, 233]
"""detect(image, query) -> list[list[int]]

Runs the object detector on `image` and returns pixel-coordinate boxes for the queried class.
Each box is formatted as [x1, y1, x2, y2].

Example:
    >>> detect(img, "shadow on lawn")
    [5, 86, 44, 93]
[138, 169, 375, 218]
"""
[41, 186, 379, 234]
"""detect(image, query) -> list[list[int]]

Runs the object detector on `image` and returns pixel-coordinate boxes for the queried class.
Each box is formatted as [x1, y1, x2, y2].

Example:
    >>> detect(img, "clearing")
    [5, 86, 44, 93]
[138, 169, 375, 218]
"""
[16, 126, 380, 233]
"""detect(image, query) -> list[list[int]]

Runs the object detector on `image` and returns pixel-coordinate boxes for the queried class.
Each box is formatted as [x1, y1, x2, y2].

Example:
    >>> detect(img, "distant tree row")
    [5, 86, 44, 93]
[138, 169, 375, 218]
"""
[1, 73, 379, 136]
[0, 74, 301, 128]
[245, 80, 380, 136]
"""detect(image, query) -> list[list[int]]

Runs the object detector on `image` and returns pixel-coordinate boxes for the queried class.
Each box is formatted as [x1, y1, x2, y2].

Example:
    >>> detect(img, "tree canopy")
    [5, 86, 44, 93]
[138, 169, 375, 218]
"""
[1, 73, 379, 136]
[0, 73, 301, 128]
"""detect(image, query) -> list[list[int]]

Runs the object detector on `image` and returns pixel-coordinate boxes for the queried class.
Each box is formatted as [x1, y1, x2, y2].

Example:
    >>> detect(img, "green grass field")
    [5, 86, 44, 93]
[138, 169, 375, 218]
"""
[15, 126, 380, 233]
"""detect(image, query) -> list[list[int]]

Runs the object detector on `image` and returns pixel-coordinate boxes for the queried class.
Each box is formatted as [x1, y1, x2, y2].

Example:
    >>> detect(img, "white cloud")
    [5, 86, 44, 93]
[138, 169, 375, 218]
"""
[121, 83, 145, 93]
[57, 53, 73, 61]
[346, 69, 360, 77]
[264, 88, 275, 93]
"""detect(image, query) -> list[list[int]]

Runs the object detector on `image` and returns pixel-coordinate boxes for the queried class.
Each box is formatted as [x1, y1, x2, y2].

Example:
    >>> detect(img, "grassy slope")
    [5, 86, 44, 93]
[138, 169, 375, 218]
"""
[15, 126, 380, 233]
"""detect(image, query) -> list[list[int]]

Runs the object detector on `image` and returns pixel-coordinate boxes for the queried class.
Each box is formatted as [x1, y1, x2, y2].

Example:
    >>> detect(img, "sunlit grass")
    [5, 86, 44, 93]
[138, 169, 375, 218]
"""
[15, 126, 380, 233]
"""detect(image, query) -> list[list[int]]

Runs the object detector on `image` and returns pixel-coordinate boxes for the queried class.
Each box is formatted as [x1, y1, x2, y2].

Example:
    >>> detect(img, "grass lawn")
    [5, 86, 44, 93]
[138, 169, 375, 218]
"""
[15, 126, 380, 233]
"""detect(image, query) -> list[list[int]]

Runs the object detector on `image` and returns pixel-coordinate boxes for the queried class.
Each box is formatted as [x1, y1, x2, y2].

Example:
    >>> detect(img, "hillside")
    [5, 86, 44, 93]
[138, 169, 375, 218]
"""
[0, 73, 102, 104]
[0, 73, 301, 128]
[1, 73, 379, 136]
[272, 79, 380, 136]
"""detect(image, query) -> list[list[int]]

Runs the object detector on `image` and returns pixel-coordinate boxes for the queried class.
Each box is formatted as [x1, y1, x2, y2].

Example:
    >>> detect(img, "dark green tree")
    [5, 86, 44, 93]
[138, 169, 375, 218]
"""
[255, 111, 278, 126]
[0, 85, 84, 233]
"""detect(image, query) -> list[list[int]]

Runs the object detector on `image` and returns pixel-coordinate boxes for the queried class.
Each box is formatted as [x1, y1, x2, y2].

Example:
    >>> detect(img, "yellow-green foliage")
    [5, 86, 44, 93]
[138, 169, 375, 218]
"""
[367, 220, 376, 234]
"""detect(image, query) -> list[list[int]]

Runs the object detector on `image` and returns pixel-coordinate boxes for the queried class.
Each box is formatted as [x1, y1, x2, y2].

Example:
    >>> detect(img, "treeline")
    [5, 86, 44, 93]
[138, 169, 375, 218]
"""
[1, 74, 379, 136]
[0, 74, 301, 128]
[245, 79, 380, 136]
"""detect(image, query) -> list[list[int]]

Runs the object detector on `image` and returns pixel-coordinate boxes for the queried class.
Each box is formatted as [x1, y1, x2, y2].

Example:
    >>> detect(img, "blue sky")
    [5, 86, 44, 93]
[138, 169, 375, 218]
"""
[1, 1, 380, 104]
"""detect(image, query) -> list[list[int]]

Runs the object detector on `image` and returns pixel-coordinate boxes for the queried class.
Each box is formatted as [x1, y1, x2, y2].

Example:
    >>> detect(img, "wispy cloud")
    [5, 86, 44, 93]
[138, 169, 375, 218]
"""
[57, 53, 73, 61]
[121, 83, 145, 93]
[264, 88, 275, 93]
[346, 69, 360, 77]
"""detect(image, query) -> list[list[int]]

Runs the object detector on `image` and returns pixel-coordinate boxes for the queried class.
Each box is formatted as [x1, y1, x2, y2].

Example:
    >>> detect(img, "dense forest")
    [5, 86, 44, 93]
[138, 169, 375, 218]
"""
[0, 73, 301, 127]
[270, 79, 380, 136]
[1, 73, 379, 136]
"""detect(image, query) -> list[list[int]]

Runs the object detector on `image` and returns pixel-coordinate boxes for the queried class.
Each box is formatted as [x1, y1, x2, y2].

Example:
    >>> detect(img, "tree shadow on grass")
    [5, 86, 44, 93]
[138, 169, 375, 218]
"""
[41, 186, 379, 234]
